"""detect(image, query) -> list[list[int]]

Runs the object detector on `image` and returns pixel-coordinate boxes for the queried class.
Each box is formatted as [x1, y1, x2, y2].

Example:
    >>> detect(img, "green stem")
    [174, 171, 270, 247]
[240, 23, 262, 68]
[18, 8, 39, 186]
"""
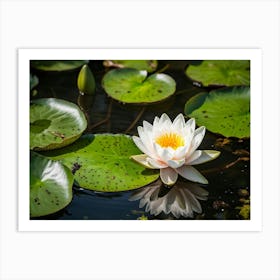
[90, 98, 113, 131]
[124, 107, 146, 134]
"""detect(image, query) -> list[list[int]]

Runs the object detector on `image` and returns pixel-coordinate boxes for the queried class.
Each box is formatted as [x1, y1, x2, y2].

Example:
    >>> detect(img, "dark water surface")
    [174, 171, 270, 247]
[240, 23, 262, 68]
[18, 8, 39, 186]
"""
[31, 60, 250, 220]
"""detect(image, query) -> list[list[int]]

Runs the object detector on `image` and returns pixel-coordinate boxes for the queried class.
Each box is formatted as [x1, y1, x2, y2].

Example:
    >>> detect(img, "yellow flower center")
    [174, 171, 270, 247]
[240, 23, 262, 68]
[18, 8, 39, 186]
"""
[156, 133, 185, 150]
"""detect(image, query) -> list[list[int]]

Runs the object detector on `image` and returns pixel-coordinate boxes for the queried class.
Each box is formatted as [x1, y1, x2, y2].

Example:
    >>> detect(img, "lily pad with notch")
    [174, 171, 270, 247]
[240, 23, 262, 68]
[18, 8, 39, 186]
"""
[184, 86, 250, 138]
[103, 60, 158, 72]
[30, 98, 87, 151]
[31, 60, 89, 71]
[30, 151, 74, 218]
[43, 134, 159, 192]
[102, 68, 176, 104]
[186, 60, 250, 87]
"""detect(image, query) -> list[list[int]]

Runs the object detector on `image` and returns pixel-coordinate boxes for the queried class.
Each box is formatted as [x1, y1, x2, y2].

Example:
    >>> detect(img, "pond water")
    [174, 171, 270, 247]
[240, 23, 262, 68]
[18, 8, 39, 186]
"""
[30, 60, 250, 220]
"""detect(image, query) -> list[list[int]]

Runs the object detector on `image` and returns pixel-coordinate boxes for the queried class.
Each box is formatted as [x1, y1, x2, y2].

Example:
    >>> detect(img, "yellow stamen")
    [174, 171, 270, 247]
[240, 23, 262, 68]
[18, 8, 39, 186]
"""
[156, 133, 184, 149]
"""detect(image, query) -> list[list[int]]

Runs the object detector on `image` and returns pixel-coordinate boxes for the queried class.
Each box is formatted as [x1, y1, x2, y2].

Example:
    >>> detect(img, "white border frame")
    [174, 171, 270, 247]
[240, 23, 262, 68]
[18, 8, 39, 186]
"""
[18, 48, 262, 232]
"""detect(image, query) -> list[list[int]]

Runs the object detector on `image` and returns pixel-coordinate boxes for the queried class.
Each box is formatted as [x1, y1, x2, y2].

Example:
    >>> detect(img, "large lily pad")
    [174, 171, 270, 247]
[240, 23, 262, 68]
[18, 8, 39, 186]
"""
[30, 151, 73, 217]
[186, 60, 250, 87]
[43, 134, 159, 192]
[30, 98, 87, 151]
[31, 60, 89, 71]
[184, 86, 250, 138]
[103, 60, 158, 72]
[102, 68, 176, 104]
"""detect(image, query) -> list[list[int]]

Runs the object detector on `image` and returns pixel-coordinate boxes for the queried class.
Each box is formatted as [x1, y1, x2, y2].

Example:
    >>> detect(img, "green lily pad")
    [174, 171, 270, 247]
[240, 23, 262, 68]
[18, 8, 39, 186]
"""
[30, 151, 73, 217]
[102, 68, 176, 104]
[43, 134, 159, 192]
[184, 86, 250, 138]
[104, 60, 158, 72]
[31, 60, 89, 71]
[186, 60, 250, 87]
[30, 98, 87, 151]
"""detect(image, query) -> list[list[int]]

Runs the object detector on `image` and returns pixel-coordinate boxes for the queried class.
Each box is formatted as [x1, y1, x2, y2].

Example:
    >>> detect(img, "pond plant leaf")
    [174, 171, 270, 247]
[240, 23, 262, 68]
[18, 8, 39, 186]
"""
[184, 86, 250, 138]
[30, 151, 73, 217]
[30, 98, 87, 150]
[103, 60, 158, 72]
[102, 68, 176, 104]
[186, 60, 250, 87]
[43, 134, 159, 192]
[31, 60, 89, 71]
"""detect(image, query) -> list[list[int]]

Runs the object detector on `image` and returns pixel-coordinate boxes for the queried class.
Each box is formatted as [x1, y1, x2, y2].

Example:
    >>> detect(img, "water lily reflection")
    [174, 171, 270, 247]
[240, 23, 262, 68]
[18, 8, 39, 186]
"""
[129, 179, 209, 218]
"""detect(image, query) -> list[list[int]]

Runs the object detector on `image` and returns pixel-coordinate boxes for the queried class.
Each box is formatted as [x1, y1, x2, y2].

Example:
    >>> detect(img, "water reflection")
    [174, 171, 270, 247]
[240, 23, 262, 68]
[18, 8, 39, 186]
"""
[129, 179, 209, 218]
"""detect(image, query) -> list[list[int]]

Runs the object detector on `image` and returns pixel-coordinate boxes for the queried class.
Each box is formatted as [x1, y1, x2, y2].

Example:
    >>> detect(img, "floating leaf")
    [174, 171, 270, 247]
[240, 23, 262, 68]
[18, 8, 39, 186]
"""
[103, 60, 158, 72]
[102, 68, 176, 104]
[77, 64, 96, 95]
[31, 60, 89, 71]
[30, 98, 87, 150]
[184, 86, 250, 138]
[186, 60, 250, 87]
[43, 134, 159, 192]
[30, 151, 73, 217]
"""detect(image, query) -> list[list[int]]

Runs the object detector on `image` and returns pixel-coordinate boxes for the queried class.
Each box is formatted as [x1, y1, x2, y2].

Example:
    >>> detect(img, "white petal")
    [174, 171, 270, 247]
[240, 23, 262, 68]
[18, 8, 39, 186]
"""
[194, 126, 206, 138]
[137, 126, 153, 152]
[187, 150, 221, 165]
[147, 158, 168, 169]
[138, 129, 155, 157]
[188, 126, 206, 155]
[143, 120, 153, 134]
[185, 118, 195, 134]
[132, 136, 153, 157]
[154, 143, 173, 162]
[153, 116, 160, 126]
[167, 159, 185, 169]
[130, 154, 156, 169]
[182, 118, 195, 150]
[173, 145, 188, 160]
[172, 114, 185, 130]
[185, 150, 202, 165]
[160, 167, 178, 185]
[159, 113, 172, 126]
[176, 165, 208, 184]
[132, 136, 150, 154]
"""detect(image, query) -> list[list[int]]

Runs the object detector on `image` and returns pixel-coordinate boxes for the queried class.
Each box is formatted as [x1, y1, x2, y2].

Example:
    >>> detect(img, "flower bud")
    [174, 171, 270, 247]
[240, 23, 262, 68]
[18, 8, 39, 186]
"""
[77, 64, 95, 95]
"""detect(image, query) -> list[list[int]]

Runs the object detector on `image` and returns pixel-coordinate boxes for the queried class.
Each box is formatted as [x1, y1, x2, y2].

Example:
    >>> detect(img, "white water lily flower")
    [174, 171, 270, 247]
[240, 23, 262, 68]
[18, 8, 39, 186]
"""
[131, 113, 220, 185]
[129, 180, 209, 218]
